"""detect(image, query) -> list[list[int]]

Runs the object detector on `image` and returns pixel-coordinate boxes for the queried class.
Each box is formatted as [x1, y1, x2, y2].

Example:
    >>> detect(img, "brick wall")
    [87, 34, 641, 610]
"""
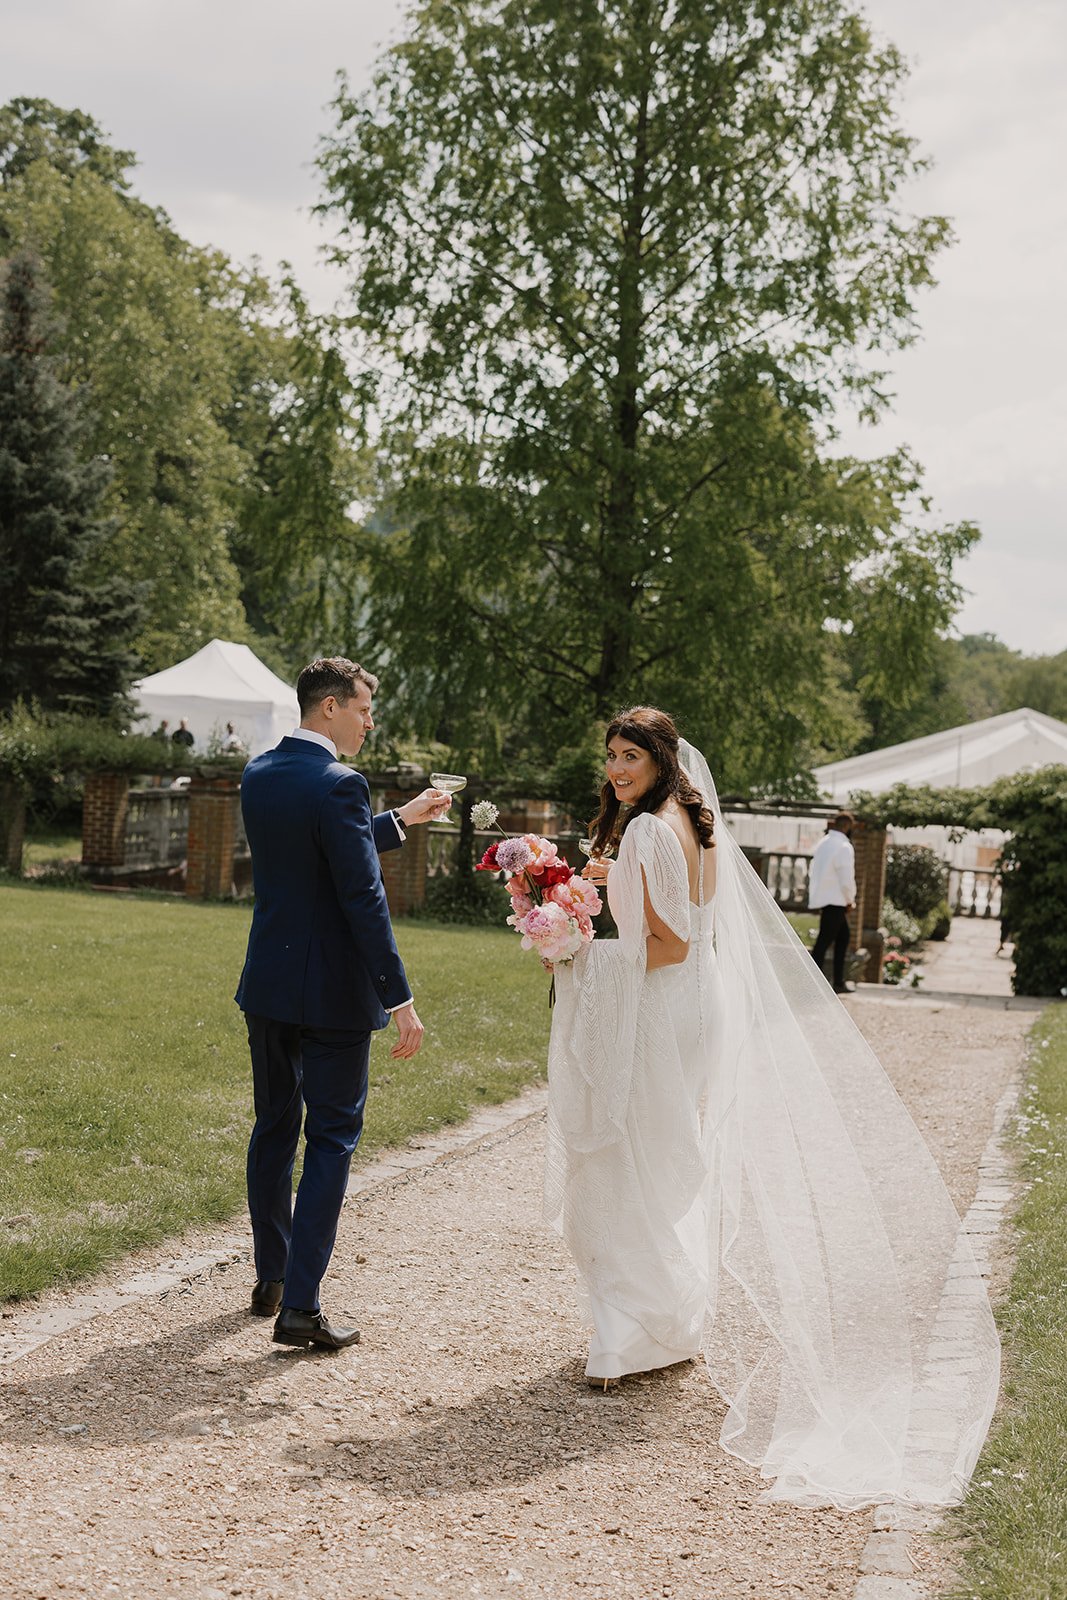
[375, 787, 429, 918]
[82, 772, 130, 870]
[849, 820, 887, 982]
[186, 775, 242, 899]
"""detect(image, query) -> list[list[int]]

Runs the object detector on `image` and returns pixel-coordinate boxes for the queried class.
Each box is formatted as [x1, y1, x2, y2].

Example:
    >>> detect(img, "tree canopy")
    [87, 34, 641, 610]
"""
[0, 250, 143, 717]
[318, 0, 977, 784]
[0, 98, 362, 677]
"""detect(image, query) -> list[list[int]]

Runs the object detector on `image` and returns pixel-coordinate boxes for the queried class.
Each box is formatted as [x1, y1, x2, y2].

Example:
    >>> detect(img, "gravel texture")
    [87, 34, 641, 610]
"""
[0, 993, 1033, 1600]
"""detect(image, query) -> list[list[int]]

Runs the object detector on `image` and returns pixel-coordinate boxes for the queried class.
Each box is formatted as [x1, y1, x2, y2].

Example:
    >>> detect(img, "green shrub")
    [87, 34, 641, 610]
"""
[885, 844, 948, 921]
[923, 898, 952, 941]
[880, 897, 922, 948]
[853, 766, 1067, 996]
[0, 704, 244, 791]
[406, 870, 504, 926]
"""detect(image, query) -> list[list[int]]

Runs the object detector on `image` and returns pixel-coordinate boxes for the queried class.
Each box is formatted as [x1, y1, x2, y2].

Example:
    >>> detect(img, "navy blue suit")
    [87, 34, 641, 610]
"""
[236, 736, 411, 1310]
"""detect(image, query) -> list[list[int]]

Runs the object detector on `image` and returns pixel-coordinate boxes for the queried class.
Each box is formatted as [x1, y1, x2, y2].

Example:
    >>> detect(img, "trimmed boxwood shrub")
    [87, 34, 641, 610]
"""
[885, 844, 949, 922]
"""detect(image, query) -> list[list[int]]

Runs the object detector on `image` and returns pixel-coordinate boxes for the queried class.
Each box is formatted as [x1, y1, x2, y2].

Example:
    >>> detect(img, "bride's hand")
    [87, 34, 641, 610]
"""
[582, 859, 612, 885]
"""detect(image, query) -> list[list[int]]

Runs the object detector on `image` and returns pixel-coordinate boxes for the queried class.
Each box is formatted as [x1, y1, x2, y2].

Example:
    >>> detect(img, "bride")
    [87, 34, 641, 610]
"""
[544, 706, 1000, 1511]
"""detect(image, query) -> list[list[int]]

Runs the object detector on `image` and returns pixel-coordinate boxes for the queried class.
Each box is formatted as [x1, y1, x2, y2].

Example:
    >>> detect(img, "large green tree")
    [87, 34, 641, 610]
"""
[0, 100, 365, 676]
[0, 251, 143, 715]
[319, 0, 976, 784]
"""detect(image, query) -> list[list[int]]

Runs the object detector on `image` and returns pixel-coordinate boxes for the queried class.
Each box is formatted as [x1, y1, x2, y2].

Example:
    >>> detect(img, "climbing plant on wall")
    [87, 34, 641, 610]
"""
[851, 768, 1067, 998]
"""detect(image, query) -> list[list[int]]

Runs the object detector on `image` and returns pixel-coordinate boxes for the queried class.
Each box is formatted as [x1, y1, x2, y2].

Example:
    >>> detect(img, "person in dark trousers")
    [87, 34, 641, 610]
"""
[235, 656, 451, 1350]
[809, 811, 857, 994]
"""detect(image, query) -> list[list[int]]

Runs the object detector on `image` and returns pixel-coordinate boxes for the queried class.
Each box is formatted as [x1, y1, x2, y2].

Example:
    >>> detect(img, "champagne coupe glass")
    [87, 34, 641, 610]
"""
[429, 772, 467, 796]
[578, 838, 614, 862]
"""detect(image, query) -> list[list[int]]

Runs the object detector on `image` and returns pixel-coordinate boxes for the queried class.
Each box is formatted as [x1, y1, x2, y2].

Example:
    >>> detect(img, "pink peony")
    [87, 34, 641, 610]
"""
[515, 901, 584, 963]
[509, 893, 533, 916]
[523, 834, 559, 867]
[549, 875, 602, 917]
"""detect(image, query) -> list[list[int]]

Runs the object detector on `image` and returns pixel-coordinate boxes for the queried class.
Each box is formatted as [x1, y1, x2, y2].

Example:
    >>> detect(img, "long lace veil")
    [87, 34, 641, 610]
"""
[677, 739, 999, 1509]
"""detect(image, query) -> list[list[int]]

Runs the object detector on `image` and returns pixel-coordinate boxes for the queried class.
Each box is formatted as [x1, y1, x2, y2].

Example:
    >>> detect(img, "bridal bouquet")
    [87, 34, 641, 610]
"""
[471, 800, 601, 965]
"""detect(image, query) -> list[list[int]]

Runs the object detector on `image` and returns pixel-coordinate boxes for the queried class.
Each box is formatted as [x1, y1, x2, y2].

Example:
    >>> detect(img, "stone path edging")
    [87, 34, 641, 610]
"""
[849, 1072, 1025, 1599]
[0, 1082, 549, 1370]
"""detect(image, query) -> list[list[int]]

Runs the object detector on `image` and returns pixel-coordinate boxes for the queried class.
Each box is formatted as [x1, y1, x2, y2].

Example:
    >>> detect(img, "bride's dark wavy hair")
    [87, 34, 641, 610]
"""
[589, 706, 715, 856]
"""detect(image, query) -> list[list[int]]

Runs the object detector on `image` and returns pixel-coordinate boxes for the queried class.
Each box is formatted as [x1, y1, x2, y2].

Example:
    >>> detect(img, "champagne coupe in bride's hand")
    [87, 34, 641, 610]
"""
[578, 838, 614, 860]
[578, 838, 614, 882]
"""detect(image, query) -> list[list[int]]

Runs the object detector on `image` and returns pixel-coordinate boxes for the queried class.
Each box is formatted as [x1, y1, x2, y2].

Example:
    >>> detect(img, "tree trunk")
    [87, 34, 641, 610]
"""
[0, 781, 26, 875]
[597, 21, 651, 716]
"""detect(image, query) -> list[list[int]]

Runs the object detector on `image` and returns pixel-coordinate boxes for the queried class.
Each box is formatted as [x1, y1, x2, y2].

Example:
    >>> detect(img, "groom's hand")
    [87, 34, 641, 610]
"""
[390, 1001, 425, 1059]
[397, 788, 453, 825]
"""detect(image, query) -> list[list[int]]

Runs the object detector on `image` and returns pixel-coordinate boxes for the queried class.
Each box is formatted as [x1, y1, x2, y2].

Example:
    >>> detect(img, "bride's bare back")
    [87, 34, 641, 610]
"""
[655, 797, 716, 905]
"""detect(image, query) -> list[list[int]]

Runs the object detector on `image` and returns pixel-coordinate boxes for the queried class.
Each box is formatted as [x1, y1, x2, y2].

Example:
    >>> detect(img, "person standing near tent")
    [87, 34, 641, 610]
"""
[809, 811, 857, 993]
[171, 718, 195, 749]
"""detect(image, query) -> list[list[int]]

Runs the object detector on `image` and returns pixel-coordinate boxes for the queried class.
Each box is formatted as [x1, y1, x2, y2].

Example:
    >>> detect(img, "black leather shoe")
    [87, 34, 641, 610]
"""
[250, 1279, 284, 1317]
[272, 1308, 361, 1351]
[833, 982, 855, 995]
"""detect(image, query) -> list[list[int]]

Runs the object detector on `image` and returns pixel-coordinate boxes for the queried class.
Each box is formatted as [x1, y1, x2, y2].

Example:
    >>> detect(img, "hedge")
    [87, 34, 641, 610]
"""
[851, 768, 1067, 997]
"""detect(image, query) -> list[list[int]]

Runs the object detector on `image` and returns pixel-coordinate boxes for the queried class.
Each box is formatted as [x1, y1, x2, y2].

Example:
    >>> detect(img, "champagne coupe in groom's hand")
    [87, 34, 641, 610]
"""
[430, 772, 467, 796]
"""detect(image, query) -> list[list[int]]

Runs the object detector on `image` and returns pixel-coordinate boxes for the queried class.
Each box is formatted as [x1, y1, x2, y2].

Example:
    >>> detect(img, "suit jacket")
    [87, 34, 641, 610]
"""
[235, 737, 411, 1031]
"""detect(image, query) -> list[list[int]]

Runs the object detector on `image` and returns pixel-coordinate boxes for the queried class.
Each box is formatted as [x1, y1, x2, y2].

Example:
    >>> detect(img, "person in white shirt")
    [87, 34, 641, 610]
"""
[808, 811, 857, 993]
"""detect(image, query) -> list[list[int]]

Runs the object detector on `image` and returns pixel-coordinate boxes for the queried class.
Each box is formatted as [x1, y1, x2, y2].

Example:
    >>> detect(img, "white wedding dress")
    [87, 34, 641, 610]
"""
[546, 811, 722, 1379]
[545, 742, 1000, 1511]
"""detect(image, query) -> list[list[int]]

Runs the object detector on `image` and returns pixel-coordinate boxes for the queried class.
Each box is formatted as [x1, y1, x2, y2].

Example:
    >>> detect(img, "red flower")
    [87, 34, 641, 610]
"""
[535, 862, 573, 888]
[475, 843, 500, 872]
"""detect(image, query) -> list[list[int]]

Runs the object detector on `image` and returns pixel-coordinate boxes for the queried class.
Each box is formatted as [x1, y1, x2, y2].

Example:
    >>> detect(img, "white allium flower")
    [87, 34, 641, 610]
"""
[471, 799, 499, 829]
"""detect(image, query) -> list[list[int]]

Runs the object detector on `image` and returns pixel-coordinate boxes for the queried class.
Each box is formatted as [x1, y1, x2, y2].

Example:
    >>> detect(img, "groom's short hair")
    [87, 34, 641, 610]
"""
[297, 657, 379, 714]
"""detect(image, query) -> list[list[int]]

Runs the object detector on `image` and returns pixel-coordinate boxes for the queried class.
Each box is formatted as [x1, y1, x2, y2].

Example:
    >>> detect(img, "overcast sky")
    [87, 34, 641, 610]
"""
[4, 0, 1065, 655]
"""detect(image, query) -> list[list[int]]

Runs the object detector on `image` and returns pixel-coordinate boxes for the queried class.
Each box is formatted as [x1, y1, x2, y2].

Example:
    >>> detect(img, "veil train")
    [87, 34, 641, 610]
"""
[677, 739, 999, 1508]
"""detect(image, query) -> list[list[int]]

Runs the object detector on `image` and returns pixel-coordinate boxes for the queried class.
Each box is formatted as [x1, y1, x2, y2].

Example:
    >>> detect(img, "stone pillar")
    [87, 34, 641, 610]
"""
[82, 772, 129, 871]
[849, 820, 888, 983]
[376, 786, 430, 917]
[186, 775, 241, 899]
[0, 781, 26, 874]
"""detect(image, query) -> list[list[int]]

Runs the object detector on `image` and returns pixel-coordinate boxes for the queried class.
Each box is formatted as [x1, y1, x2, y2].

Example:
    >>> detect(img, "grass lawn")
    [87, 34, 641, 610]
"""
[945, 1003, 1067, 1599]
[786, 911, 817, 944]
[0, 884, 551, 1302]
[22, 825, 82, 869]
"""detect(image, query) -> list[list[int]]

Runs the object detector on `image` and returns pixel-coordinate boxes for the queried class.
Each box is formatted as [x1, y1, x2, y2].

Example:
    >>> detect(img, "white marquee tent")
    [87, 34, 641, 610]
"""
[813, 707, 1067, 800]
[132, 639, 299, 757]
[726, 708, 1067, 867]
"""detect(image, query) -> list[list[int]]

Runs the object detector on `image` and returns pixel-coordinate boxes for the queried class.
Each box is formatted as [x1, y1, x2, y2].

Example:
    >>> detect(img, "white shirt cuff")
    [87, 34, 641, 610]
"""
[391, 809, 407, 842]
[385, 999, 413, 1013]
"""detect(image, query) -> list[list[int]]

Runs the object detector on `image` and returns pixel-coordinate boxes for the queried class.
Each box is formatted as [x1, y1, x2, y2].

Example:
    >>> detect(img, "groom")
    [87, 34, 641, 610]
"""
[236, 657, 450, 1350]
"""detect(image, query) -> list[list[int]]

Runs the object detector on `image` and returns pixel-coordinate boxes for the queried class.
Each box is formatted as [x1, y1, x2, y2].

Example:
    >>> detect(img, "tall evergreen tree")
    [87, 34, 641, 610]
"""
[0, 249, 143, 716]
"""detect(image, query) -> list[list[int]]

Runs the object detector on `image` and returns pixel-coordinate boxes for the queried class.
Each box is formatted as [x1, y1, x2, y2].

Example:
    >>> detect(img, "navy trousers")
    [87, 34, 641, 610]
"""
[244, 1014, 371, 1313]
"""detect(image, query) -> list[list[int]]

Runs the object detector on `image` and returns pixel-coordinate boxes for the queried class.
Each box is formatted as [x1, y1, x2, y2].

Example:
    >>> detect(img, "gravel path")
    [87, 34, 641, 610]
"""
[0, 994, 1035, 1600]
